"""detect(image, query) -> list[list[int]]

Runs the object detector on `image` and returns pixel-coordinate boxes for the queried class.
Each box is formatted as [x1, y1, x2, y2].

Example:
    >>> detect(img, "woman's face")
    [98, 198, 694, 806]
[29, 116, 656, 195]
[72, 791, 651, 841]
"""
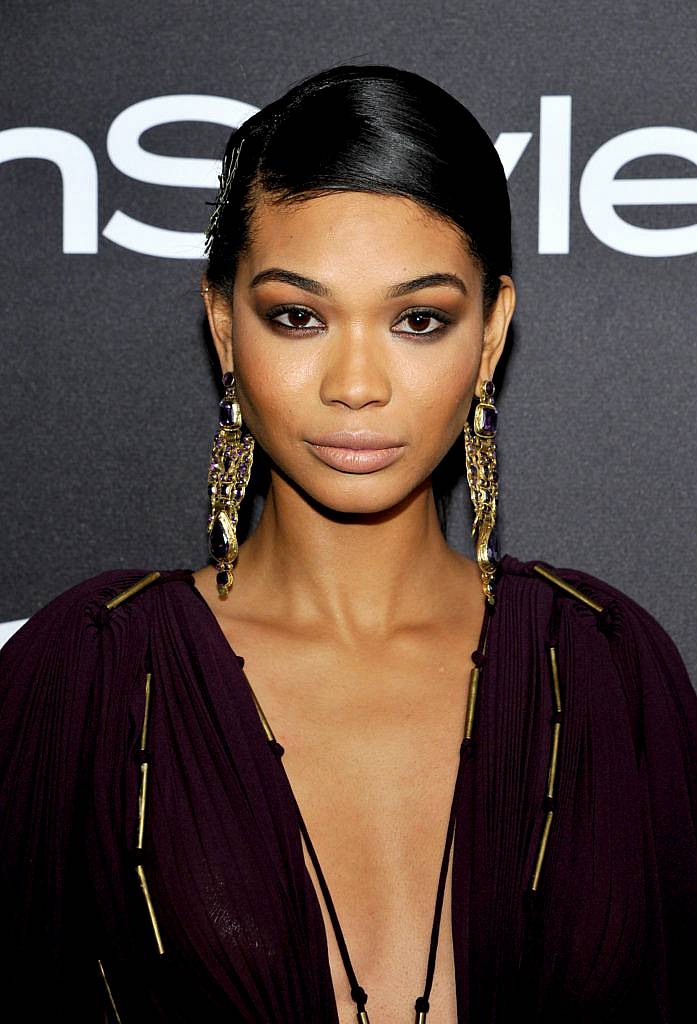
[205, 190, 515, 517]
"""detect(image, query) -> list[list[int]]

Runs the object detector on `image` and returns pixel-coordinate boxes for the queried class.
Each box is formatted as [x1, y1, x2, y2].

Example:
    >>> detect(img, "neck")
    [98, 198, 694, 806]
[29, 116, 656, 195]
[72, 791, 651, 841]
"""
[235, 469, 471, 638]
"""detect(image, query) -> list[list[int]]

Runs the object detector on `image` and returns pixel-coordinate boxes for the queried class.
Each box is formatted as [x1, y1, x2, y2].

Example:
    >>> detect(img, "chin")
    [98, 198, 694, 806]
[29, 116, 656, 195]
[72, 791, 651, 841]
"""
[299, 473, 427, 519]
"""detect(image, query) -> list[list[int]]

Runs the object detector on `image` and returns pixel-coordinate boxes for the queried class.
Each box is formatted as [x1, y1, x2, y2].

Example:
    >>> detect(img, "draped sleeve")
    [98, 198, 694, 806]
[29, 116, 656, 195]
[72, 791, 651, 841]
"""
[533, 562, 697, 1021]
[603, 584, 697, 1020]
[0, 570, 152, 1018]
[0, 568, 343, 1022]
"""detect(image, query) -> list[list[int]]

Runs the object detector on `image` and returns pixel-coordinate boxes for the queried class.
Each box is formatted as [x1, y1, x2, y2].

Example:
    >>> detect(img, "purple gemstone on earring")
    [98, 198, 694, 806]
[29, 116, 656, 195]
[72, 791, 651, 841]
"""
[475, 404, 497, 437]
[222, 371, 234, 387]
[209, 515, 231, 560]
[486, 527, 500, 563]
[219, 399, 236, 426]
[216, 570, 229, 590]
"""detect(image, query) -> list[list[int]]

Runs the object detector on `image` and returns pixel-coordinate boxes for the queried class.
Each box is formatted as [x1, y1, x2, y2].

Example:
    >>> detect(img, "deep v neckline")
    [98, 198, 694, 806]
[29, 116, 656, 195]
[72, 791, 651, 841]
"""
[179, 563, 505, 1022]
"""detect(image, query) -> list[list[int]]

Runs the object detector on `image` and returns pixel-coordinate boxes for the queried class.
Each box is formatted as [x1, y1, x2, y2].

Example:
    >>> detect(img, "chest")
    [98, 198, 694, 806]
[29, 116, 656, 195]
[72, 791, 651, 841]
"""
[233, 635, 478, 1024]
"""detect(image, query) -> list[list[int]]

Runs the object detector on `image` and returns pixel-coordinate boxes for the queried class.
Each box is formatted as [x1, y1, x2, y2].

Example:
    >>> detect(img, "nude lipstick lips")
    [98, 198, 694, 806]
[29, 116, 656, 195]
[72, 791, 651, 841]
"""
[306, 432, 405, 474]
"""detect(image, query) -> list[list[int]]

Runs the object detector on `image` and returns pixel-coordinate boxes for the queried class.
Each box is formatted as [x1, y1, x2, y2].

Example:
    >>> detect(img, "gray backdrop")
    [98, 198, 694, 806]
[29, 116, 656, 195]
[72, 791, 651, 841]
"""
[1, 0, 695, 686]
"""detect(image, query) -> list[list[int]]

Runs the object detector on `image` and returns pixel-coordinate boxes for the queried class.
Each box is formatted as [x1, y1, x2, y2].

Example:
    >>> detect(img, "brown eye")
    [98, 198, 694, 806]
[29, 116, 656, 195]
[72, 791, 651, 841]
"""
[395, 309, 451, 336]
[285, 309, 313, 328]
[266, 305, 324, 332]
[406, 312, 433, 332]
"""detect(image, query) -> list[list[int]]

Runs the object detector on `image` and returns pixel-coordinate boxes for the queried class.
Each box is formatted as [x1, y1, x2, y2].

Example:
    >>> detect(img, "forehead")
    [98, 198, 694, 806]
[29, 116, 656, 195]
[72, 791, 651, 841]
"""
[242, 190, 478, 289]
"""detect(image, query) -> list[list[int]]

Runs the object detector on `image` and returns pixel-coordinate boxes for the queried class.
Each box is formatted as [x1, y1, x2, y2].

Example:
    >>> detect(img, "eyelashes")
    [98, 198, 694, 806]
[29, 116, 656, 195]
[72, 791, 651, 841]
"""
[263, 303, 454, 339]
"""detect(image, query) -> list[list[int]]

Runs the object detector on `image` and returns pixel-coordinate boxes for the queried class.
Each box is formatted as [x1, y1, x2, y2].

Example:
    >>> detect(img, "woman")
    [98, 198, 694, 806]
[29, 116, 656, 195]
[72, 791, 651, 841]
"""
[1, 65, 695, 1023]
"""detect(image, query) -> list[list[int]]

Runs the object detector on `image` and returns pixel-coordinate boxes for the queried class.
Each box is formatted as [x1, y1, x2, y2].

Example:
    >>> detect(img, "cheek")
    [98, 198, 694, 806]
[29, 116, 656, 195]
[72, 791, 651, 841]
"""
[231, 337, 314, 443]
[396, 347, 478, 434]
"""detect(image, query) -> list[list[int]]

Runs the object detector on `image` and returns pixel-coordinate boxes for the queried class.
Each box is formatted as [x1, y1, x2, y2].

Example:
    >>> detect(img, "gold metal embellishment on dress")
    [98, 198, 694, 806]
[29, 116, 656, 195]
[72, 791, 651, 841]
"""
[531, 810, 555, 892]
[531, 644, 563, 892]
[464, 666, 480, 741]
[97, 958, 123, 1023]
[135, 670, 165, 954]
[101, 576, 166, 956]
[104, 571, 162, 610]
[531, 564, 604, 615]
[247, 684, 276, 744]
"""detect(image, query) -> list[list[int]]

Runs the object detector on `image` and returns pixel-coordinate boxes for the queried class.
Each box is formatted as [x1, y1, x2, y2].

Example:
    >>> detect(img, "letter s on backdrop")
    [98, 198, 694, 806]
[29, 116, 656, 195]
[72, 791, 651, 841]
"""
[102, 94, 259, 259]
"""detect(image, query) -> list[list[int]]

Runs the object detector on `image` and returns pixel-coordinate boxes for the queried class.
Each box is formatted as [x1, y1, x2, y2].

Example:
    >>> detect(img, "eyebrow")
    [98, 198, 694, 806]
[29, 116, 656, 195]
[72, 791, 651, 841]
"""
[248, 268, 468, 299]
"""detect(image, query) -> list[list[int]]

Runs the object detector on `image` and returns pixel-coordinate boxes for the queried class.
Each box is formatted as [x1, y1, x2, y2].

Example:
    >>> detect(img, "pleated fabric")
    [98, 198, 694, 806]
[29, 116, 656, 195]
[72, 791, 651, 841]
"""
[1, 554, 695, 1022]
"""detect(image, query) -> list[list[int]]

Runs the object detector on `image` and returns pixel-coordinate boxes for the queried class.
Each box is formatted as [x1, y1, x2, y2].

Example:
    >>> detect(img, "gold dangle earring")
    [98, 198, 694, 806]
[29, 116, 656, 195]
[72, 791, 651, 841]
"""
[207, 371, 254, 597]
[463, 378, 499, 605]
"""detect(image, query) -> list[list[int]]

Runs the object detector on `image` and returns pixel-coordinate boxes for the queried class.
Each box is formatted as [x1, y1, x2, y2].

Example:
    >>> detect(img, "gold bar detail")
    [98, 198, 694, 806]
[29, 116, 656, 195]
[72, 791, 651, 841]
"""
[481, 615, 491, 657]
[105, 571, 161, 610]
[140, 671, 152, 751]
[97, 958, 123, 1024]
[133, 669, 163, 953]
[549, 646, 562, 713]
[137, 762, 149, 851]
[464, 666, 480, 740]
[136, 671, 152, 851]
[357, 1012, 370, 1024]
[546, 722, 561, 800]
[247, 683, 277, 744]
[136, 864, 165, 955]
[416, 1013, 428, 1024]
[532, 564, 604, 615]
[531, 809, 554, 891]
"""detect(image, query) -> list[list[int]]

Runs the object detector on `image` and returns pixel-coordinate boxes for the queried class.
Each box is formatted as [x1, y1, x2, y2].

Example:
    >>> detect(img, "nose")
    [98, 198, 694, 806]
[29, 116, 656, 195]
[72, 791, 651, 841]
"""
[319, 328, 392, 410]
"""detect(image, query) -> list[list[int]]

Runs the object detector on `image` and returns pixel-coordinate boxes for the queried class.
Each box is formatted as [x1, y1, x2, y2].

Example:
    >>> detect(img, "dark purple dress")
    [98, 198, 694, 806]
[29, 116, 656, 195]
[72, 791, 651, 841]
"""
[1, 554, 696, 1022]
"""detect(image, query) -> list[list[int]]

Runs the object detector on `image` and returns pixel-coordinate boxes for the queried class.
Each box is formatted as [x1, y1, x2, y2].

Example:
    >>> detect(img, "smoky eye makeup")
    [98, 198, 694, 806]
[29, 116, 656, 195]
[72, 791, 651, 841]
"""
[261, 303, 456, 338]
[262, 303, 324, 332]
[395, 307, 455, 336]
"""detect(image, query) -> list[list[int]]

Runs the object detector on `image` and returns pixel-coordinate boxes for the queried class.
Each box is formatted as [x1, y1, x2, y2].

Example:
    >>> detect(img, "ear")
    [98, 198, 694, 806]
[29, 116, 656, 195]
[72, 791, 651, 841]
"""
[201, 275, 234, 375]
[476, 274, 516, 393]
